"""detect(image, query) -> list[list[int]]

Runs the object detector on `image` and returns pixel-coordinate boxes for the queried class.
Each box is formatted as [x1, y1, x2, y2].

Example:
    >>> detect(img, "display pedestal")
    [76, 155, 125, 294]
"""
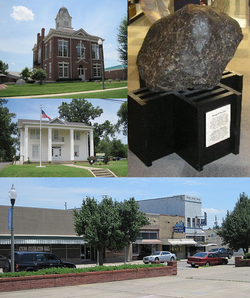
[128, 71, 243, 171]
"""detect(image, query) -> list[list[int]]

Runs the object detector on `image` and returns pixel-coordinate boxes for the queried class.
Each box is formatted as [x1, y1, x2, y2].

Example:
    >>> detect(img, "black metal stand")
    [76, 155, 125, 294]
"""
[128, 71, 243, 171]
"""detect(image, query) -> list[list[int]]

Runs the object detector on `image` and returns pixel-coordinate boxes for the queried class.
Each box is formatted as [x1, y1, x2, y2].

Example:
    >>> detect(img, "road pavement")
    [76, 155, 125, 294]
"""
[1, 259, 250, 297]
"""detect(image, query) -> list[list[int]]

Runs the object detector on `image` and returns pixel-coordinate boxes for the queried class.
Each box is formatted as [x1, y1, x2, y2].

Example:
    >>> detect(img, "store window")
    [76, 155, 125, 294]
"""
[187, 218, 191, 227]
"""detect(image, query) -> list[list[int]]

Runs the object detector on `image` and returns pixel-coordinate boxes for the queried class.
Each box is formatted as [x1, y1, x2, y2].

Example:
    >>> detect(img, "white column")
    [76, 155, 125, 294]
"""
[70, 129, 74, 161]
[48, 128, 52, 161]
[24, 127, 28, 161]
[19, 129, 23, 158]
[89, 130, 94, 156]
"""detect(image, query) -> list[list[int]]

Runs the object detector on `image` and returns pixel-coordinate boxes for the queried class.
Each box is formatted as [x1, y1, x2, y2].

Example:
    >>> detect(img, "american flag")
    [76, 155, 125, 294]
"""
[41, 110, 51, 121]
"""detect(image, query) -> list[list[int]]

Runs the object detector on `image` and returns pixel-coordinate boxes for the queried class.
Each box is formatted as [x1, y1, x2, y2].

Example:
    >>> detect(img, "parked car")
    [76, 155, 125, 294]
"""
[208, 247, 233, 259]
[0, 254, 7, 268]
[143, 251, 176, 264]
[187, 252, 228, 267]
[3, 251, 76, 272]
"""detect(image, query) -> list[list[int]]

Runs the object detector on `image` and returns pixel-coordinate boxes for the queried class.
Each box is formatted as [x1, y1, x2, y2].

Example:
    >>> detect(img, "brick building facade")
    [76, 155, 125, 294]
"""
[32, 6, 104, 82]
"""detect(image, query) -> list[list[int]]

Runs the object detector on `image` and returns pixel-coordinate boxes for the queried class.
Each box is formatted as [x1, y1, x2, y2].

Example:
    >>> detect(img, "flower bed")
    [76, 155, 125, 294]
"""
[0, 262, 177, 292]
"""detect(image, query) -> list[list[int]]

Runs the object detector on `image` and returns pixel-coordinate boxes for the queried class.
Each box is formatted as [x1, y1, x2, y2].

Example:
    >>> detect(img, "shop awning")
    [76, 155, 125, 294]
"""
[141, 239, 163, 245]
[164, 239, 197, 246]
[0, 235, 86, 245]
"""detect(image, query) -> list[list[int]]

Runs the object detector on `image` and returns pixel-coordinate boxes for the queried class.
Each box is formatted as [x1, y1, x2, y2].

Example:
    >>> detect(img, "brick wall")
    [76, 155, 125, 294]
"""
[0, 262, 177, 292]
[235, 257, 250, 267]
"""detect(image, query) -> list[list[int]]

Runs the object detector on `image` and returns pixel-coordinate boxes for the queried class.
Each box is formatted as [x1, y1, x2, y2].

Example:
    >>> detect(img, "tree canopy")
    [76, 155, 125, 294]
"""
[58, 99, 103, 125]
[20, 67, 31, 82]
[0, 99, 17, 161]
[117, 16, 127, 65]
[116, 101, 128, 136]
[31, 68, 47, 85]
[216, 192, 250, 254]
[73, 197, 149, 265]
[0, 60, 9, 75]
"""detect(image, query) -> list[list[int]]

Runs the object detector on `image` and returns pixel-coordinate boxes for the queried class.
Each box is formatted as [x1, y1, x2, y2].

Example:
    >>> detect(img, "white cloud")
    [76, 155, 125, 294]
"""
[104, 44, 113, 49]
[11, 6, 34, 21]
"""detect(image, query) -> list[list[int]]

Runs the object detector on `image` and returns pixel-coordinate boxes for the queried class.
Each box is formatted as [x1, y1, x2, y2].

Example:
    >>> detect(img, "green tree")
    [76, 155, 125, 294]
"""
[217, 192, 250, 254]
[0, 99, 17, 161]
[0, 60, 9, 75]
[20, 67, 31, 82]
[58, 99, 103, 125]
[116, 102, 128, 136]
[73, 197, 149, 265]
[110, 139, 127, 158]
[93, 120, 116, 150]
[31, 68, 47, 85]
[117, 16, 127, 65]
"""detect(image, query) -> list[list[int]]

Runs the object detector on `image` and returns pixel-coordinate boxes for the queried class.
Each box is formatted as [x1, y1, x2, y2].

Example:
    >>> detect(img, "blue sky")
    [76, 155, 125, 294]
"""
[0, 0, 127, 72]
[0, 177, 249, 228]
[6, 98, 127, 143]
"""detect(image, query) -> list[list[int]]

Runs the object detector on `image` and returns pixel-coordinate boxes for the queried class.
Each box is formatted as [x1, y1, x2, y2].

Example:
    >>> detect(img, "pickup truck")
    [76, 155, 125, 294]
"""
[208, 247, 233, 259]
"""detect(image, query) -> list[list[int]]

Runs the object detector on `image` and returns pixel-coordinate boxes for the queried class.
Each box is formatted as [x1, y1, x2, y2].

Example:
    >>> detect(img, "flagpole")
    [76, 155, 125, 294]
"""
[36, 104, 46, 168]
[40, 104, 42, 167]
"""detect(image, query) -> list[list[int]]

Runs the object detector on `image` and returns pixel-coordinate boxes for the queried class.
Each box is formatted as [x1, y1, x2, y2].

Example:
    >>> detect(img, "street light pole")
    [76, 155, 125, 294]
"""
[8, 184, 17, 272]
[98, 39, 105, 89]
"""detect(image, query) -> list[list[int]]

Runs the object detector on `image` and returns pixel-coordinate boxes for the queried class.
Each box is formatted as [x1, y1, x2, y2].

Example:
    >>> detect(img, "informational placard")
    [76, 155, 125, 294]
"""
[206, 105, 231, 147]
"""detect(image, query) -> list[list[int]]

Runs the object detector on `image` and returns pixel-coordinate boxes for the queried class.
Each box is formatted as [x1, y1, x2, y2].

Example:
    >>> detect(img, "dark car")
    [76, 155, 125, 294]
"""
[208, 247, 233, 259]
[3, 251, 76, 272]
[0, 254, 7, 268]
[187, 252, 228, 267]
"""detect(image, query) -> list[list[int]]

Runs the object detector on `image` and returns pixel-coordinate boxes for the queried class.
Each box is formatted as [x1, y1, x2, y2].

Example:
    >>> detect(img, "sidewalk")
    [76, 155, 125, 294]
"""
[62, 164, 117, 177]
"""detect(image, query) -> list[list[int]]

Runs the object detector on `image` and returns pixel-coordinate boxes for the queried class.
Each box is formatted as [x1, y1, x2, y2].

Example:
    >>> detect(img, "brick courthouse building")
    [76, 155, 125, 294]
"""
[32, 6, 104, 82]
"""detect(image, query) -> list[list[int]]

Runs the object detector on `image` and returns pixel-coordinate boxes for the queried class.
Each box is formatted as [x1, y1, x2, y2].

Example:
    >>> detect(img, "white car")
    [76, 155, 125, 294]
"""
[143, 251, 176, 264]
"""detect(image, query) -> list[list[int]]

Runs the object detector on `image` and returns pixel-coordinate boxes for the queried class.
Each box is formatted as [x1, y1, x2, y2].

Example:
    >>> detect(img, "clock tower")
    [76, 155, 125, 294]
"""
[55, 6, 73, 30]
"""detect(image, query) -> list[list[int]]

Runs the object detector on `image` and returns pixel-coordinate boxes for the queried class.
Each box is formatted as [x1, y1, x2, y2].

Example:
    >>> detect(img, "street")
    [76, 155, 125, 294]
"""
[1, 258, 249, 297]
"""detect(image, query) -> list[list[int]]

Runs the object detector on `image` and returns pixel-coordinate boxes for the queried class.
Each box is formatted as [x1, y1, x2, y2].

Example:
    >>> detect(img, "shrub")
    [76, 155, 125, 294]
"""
[244, 253, 250, 259]
[27, 157, 31, 164]
[87, 156, 96, 165]
[55, 78, 82, 82]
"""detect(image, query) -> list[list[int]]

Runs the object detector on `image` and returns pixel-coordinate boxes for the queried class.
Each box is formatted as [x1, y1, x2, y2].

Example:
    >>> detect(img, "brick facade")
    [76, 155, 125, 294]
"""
[32, 7, 104, 82]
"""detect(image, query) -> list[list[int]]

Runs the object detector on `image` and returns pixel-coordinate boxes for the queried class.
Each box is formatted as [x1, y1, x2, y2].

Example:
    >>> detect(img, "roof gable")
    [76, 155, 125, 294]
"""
[73, 28, 90, 38]
[49, 117, 66, 125]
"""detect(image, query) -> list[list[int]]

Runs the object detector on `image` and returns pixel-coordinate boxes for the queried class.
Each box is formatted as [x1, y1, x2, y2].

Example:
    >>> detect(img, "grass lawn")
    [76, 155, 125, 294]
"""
[0, 81, 127, 98]
[0, 164, 94, 177]
[77, 159, 128, 177]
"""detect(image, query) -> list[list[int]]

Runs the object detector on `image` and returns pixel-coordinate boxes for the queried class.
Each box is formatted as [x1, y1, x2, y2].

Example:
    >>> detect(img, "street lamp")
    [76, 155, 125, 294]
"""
[98, 39, 105, 89]
[8, 184, 17, 272]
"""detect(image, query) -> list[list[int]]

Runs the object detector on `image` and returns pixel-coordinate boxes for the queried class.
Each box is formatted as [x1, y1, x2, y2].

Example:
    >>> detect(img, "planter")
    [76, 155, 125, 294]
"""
[235, 257, 250, 267]
[0, 262, 177, 292]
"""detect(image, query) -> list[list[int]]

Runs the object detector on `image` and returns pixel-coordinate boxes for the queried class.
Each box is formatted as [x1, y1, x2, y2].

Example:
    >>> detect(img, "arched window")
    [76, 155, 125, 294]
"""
[77, 43, 85, 58]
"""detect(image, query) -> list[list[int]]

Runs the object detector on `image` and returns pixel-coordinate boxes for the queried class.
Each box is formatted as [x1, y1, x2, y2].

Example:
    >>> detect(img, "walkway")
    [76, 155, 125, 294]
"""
[6, 87, 127, 99]
[0, 162, 11, 170]
[63, 164, 117, 177]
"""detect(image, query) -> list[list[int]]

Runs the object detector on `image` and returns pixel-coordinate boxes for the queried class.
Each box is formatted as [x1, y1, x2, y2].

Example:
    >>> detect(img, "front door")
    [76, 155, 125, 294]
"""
[52, 147, 62, 161]
[79, 65, 85, 81]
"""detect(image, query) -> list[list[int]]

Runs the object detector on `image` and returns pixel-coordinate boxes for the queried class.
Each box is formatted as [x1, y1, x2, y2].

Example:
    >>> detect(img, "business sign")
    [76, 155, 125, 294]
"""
[200, 212, 207, 226]
[174, 221, 185, 233]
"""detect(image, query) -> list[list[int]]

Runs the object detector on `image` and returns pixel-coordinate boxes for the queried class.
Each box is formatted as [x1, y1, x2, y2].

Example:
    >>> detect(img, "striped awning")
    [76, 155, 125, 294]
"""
[164, 239, 197, 246]
[0, 235, 85, 245]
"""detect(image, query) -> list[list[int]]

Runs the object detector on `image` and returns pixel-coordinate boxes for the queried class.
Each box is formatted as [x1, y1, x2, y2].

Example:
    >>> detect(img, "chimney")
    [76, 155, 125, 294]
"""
[41, 28, 45, 39]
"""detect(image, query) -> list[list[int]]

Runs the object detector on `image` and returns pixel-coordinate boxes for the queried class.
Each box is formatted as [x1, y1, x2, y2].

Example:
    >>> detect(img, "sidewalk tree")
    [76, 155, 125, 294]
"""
[73, 197, 149, 265]
[0, 99, 17, 161]
[217, 192, 250, 254]
[31, 68, 47, 85]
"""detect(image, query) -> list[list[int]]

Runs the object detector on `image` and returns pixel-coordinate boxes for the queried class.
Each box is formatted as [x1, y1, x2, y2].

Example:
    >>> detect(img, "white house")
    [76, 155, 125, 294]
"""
[18, 118, 94, 162]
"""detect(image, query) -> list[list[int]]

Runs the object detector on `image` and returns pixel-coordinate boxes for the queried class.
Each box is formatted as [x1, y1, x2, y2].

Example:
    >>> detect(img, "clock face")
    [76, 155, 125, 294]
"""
[63, 14, 68, 20]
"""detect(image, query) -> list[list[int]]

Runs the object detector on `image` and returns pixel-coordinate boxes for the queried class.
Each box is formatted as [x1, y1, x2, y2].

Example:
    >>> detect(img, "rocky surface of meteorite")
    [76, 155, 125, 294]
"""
[137, 4, 243, 92]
